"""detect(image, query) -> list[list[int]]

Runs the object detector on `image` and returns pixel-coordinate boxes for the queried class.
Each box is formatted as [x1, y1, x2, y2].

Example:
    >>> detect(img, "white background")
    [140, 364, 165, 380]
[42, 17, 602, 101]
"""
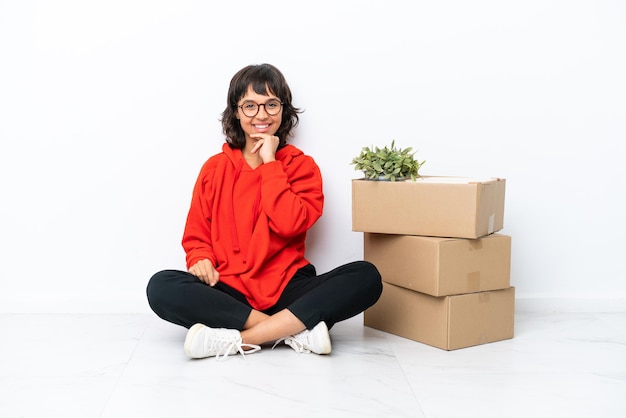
[1, 0, 624, 313]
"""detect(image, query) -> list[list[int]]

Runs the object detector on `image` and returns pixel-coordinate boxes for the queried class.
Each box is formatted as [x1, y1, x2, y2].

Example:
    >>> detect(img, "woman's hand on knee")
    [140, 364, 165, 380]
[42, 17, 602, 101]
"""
[189, 259, 220, 286]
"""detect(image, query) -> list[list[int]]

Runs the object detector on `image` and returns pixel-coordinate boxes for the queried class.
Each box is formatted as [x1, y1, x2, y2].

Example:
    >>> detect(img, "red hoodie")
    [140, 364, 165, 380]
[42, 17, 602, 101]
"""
[182, 143, 324, 310]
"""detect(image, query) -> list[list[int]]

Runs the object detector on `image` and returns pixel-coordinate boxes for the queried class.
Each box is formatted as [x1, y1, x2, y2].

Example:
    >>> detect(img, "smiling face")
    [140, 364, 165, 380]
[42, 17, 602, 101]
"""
[236, 85, 282, 145]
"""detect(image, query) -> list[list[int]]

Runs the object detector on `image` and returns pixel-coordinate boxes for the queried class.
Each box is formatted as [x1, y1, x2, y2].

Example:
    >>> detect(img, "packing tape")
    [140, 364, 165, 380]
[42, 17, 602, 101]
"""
[488, 213, 495, 234]
[478, 292, 491, 304]
[467, 271, 481, 291]
[469, 239, 483, 250]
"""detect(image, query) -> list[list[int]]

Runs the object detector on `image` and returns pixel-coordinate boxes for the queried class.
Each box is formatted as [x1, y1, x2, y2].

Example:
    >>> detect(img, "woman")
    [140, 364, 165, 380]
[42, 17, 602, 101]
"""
[147, 63, 382, 360]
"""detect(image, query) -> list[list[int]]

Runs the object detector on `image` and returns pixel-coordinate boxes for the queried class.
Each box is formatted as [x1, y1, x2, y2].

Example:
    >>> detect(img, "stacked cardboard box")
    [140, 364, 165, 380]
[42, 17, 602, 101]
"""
[352, 176, 514, 350]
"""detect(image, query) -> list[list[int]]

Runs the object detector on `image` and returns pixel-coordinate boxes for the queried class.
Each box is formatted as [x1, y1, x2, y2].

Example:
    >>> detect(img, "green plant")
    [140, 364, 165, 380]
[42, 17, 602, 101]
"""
[350, 140, 425, 181]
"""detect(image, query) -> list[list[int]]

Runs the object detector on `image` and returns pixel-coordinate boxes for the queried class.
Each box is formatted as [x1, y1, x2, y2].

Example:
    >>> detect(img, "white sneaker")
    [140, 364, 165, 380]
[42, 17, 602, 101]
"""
[274, 321, 332, 354]
[184, 323, 261, 360]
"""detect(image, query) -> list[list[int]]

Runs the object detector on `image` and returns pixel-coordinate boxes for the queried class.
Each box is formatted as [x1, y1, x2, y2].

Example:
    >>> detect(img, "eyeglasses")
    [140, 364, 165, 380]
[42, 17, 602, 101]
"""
[238, 99, 283, 117]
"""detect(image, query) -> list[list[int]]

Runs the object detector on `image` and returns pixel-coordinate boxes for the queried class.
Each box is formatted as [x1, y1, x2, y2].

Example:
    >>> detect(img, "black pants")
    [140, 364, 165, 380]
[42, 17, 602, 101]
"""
[146, 261, 382, 331]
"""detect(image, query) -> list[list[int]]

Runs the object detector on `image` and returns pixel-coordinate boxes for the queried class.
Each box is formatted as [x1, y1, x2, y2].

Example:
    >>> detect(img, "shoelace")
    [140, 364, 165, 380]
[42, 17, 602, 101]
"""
[216, 341, 261, 361]
[271, 335, 310, 353]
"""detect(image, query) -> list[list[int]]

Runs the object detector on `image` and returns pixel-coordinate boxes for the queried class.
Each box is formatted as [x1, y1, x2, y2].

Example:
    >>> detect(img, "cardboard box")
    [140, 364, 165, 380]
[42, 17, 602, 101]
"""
[364, 233, 511, 296]
[352, 176, 506, 239]
[364, 283, 515, 350]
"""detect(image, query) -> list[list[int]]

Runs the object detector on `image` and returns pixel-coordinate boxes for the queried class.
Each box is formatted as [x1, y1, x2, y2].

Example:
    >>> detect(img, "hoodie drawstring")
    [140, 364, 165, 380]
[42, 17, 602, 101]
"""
[229, 158, 243, 255]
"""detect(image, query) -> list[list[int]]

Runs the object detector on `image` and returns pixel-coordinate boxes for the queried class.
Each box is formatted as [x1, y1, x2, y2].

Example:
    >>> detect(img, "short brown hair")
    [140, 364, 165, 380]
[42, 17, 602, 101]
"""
[221, 64, 302, 149]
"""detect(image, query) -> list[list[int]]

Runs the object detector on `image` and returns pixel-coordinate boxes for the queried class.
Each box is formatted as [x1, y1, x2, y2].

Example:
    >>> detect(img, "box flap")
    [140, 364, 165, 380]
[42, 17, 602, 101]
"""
[413, 176, 502, 184]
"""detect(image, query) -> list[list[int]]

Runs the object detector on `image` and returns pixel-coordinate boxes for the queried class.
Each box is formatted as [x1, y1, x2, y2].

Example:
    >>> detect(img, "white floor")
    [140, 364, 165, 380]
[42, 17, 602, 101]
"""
[1, 310, 625, 418]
